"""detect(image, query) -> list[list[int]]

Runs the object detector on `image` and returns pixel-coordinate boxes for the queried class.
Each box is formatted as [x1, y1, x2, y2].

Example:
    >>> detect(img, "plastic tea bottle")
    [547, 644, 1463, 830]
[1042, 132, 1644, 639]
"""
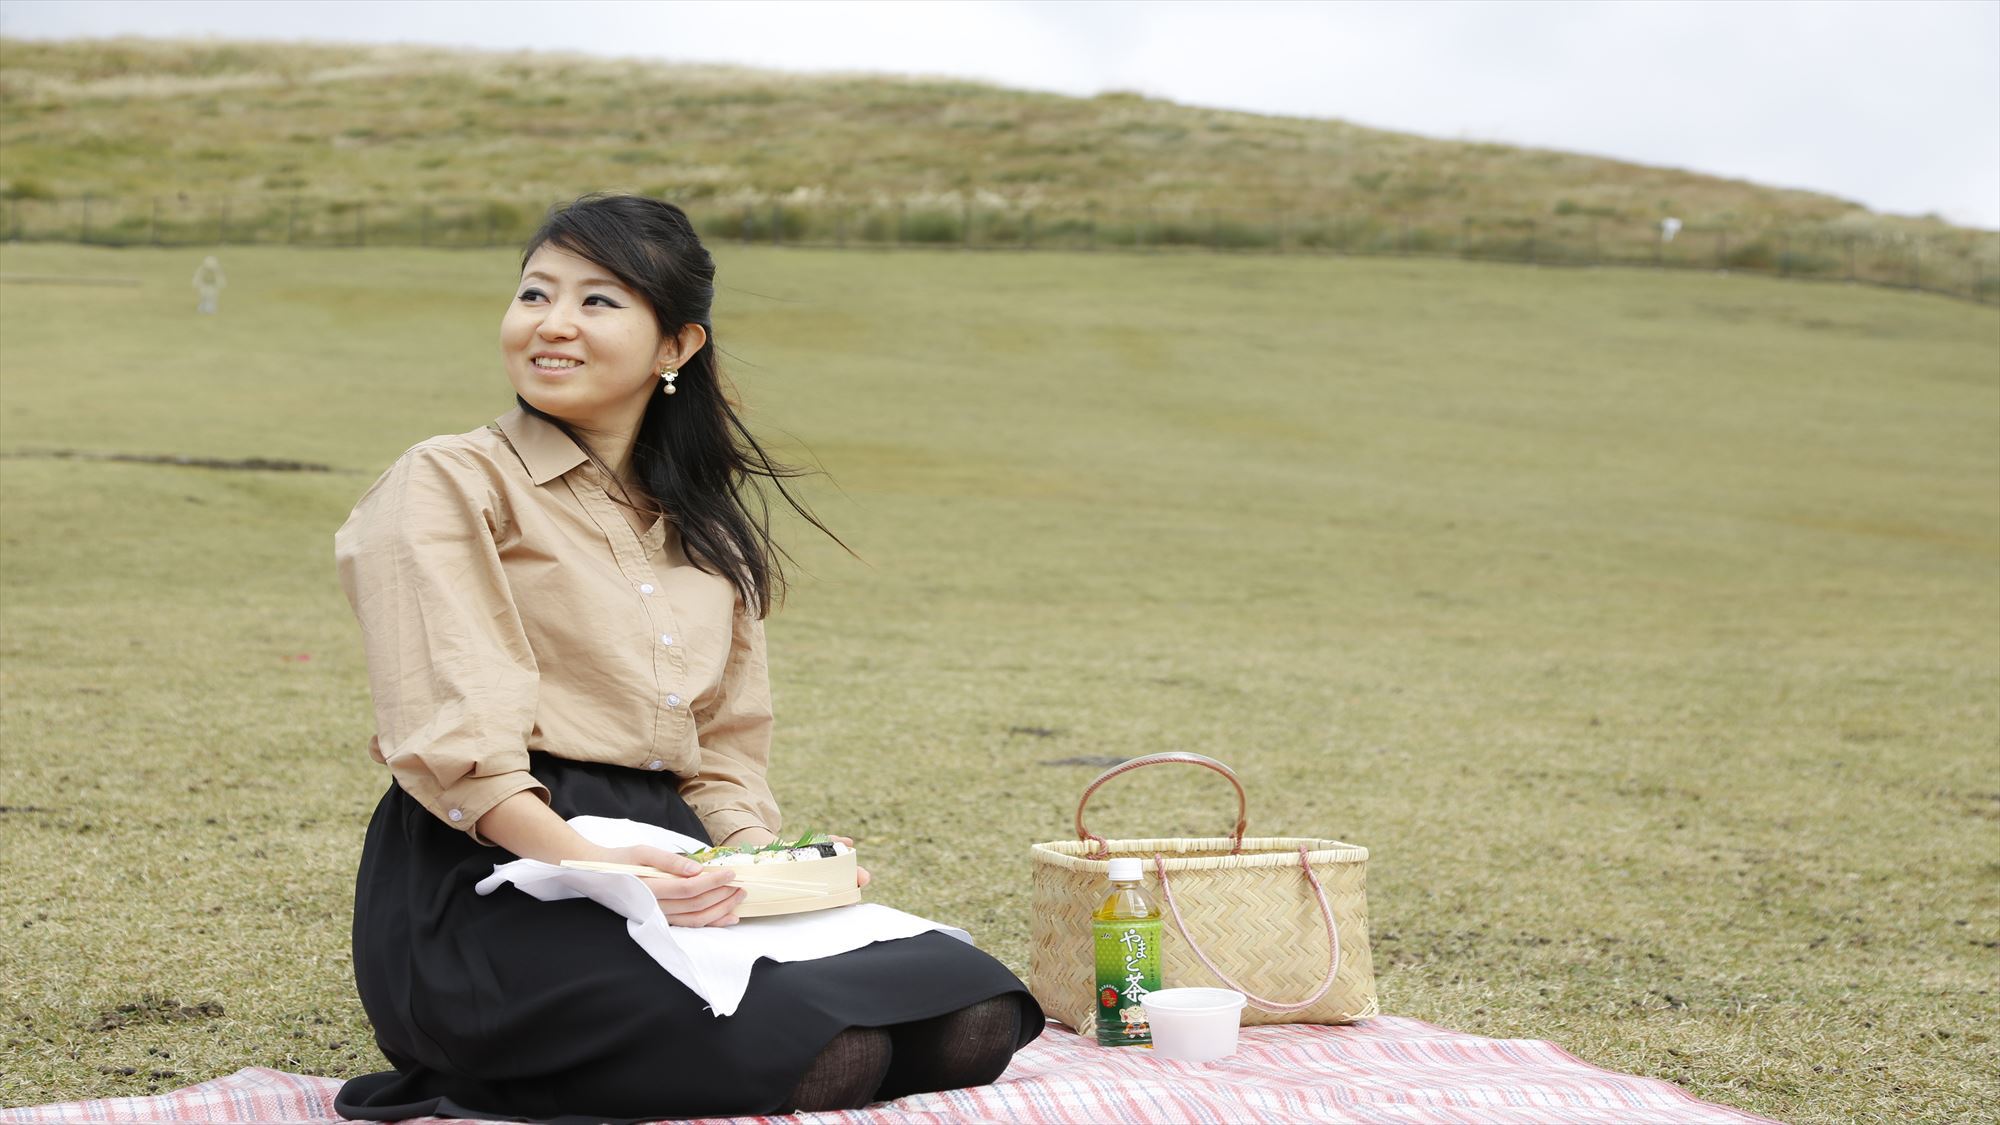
[1092, 857, 1163, 1047]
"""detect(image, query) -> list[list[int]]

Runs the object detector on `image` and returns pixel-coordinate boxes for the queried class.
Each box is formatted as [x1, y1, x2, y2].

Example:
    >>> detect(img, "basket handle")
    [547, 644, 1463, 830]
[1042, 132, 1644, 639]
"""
[1153, 845, 1341, 1014]
[1075, 752, 1247, 861]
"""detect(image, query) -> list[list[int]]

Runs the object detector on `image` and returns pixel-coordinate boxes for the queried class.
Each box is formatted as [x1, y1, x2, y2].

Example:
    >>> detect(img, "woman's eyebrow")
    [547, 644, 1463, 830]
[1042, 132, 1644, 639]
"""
[522, 270, 628, 288]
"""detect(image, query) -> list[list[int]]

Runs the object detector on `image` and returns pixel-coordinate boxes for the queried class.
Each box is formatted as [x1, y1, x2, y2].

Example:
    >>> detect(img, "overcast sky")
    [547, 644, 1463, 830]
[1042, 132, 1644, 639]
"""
[5, 0, 1996, 229]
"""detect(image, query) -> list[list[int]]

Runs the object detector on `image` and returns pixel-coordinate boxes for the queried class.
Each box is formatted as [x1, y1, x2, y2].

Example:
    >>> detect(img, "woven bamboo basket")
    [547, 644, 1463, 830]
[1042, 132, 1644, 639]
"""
[1029, 754, 1377, 1032]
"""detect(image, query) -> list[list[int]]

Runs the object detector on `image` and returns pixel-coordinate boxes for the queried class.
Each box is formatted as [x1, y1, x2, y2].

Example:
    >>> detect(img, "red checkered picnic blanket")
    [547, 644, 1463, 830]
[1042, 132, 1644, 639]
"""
[1, 1016, 1773, 1124]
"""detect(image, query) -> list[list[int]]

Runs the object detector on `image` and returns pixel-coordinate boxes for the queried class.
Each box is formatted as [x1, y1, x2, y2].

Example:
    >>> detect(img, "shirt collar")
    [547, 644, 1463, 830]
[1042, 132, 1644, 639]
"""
[495, 405, 589, 486]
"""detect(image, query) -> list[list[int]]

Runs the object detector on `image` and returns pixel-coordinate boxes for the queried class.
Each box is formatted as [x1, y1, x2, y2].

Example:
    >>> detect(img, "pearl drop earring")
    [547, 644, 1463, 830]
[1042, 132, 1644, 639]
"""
[659, 367, 679, 395]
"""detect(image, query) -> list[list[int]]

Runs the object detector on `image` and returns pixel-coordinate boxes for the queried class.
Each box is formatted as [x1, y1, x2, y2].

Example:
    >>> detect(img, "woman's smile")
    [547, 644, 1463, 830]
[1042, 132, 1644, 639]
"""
[530, 353, 587, 374]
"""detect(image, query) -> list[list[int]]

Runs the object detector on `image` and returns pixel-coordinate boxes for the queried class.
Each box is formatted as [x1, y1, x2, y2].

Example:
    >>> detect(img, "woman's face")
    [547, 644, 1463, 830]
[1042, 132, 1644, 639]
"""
[500, 243, 674, 433]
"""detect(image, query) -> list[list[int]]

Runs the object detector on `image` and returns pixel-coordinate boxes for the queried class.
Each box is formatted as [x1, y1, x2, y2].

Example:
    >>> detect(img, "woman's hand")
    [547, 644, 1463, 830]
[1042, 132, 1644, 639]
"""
[597, 844, 746, 927]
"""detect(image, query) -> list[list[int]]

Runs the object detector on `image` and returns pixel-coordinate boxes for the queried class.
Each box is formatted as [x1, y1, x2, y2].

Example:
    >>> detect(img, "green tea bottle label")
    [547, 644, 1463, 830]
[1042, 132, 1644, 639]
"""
[1092, 916, 1162, 1046]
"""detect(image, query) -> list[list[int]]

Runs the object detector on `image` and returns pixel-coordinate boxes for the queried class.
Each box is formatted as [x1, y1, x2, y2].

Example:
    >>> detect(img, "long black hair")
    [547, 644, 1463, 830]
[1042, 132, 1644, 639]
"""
[515, 193, 837, 618]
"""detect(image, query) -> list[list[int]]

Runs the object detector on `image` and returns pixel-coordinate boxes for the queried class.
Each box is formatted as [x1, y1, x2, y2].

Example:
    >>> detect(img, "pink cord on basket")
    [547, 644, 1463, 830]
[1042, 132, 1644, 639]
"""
[1152, 844, 1341, 1014]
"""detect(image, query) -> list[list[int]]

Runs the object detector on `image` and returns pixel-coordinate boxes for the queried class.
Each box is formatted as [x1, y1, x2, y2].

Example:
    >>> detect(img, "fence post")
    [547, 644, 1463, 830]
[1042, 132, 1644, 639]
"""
[81, 192, 92, 244]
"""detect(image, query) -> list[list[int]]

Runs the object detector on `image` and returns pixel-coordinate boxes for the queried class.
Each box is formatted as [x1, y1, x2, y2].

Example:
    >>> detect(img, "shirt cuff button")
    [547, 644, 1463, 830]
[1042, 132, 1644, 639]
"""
[647, 759, 665, 771]
[447, 808, 465, 822]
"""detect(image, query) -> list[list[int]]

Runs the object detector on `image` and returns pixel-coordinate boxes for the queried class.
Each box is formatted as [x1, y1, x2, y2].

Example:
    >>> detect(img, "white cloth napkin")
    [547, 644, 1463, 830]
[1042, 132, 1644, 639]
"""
[474, 815, 971, 1017]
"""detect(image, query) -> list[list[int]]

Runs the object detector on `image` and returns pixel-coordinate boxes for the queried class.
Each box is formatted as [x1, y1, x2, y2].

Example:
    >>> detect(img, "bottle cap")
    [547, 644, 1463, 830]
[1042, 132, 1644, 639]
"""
[1107, 857, 1142, 882]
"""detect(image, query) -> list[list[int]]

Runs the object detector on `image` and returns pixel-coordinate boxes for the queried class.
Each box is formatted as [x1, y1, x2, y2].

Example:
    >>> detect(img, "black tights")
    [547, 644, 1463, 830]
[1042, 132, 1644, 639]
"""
[781, 994, 1026, 1112]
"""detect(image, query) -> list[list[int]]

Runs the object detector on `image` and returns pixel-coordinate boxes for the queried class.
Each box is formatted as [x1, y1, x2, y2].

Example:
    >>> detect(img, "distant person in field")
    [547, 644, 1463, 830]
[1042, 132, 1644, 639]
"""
[331, 193, 1040, 1121]
[191, 255, 225, 314]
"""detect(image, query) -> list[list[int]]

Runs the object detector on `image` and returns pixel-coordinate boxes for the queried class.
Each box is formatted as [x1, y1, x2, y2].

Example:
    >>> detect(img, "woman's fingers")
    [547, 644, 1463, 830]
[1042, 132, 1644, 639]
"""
[667, 867, 738, 899]
[827, 837, 869, 886]
[598, 843, 703, 877]
[667, 892, 744, 928]
[669, 882, 747, 917]
[623, 845, 702, 876]
[638, 867, 737, 904]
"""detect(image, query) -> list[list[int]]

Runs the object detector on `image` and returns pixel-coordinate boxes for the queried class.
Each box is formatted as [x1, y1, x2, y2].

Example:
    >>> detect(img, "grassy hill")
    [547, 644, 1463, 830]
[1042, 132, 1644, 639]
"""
[1, 238, 1996, 1121]
[3, 36, 1995, 281]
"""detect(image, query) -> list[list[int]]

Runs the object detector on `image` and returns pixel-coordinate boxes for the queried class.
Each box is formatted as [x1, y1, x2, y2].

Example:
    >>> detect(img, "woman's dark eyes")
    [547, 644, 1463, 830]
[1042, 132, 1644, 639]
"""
[517, 288, 619, 307]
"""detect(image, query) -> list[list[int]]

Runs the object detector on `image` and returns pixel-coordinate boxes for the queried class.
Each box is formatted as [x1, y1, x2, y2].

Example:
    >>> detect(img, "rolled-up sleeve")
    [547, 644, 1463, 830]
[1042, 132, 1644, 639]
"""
[678, 603, 781, 843]
[334, 442, 548, 843]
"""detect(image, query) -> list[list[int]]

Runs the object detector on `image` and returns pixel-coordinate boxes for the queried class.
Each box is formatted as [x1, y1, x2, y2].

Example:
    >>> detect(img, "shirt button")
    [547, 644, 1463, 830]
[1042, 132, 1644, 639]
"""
[659, 634, 674, 646]
[447, 808, 464, 822]
[666, 693, 683, 708]
[639, 583, 655, 595]
[647, 759, 665, 771]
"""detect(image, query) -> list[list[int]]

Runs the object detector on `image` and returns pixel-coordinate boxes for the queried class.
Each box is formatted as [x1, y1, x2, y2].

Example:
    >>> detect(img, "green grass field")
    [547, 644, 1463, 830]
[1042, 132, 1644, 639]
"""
[1, 242, 1995, 1122]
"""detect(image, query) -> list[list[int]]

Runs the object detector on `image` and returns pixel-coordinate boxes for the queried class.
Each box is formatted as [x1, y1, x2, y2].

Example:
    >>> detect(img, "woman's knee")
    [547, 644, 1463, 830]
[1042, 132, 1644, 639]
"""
[878, 994, 1026, 1099]
[783, 1025, 894, 1112]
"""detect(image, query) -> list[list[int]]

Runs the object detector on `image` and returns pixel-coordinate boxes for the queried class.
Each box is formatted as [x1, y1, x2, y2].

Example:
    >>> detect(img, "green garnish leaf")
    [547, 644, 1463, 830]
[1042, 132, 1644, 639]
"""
[687, 829, 833, 863]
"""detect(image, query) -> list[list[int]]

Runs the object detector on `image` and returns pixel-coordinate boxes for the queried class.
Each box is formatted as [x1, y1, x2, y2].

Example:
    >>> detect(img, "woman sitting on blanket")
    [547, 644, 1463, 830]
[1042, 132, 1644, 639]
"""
[332, 192, 1042, 1121]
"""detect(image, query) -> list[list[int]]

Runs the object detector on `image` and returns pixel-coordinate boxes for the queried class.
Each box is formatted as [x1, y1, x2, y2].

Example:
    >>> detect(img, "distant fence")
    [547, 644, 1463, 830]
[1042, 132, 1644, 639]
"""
[7, 193, 1997, 305]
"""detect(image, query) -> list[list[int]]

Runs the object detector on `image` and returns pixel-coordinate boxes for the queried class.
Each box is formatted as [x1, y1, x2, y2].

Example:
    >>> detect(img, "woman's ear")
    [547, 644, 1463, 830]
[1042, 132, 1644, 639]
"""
[658, 323, 709, 371]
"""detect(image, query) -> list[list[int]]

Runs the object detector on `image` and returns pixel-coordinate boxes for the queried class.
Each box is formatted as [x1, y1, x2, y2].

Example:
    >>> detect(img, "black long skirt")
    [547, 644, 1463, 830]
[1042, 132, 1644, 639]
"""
[335, 753, 1042, 1122]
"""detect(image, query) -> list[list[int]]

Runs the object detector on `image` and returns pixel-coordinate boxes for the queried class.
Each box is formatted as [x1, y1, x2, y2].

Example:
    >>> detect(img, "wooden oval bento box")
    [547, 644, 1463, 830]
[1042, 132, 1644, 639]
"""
[724, 850, 862, 917]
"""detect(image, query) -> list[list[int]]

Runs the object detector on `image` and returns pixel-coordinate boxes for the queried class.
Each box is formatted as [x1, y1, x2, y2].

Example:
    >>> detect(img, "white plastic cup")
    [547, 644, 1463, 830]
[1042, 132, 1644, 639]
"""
[1139, 988, 1247, 1062]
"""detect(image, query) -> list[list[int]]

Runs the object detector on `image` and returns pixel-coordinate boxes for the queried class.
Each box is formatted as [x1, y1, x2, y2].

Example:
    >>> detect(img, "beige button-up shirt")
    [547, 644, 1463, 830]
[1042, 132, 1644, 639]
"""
[334, 407, 779, 846]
